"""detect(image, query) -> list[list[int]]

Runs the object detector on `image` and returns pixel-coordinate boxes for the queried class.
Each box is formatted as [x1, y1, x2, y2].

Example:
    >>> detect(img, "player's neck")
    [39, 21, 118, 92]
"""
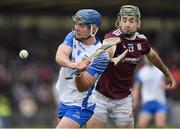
[124, 32, 137, 40]
[82, 36, 96, 46]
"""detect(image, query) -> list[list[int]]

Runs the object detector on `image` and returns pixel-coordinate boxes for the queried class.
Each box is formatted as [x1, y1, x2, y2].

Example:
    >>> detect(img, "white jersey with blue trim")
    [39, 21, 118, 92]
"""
[55, 31, 109, 108]
[135, 64, 167, 104]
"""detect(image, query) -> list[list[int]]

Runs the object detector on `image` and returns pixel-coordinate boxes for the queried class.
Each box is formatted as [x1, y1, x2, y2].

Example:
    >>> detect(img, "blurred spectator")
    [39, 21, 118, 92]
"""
[0, 95, 12, 128]
[19, 97, 37, 118]
[133, 57, 175, 128]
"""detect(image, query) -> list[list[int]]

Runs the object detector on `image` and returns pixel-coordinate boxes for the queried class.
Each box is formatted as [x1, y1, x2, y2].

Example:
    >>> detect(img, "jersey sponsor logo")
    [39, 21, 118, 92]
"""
[124, 57, 141, 64]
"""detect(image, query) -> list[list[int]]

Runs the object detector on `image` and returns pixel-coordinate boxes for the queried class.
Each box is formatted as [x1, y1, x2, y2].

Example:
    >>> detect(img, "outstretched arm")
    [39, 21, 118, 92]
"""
[146, 48, 175, 87]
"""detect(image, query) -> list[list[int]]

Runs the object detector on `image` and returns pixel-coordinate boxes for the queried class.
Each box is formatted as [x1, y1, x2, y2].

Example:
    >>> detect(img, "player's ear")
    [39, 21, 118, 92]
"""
[137, 19, 141, 29]
[115, 19, 121, 28]
[92, 25, 98, 32]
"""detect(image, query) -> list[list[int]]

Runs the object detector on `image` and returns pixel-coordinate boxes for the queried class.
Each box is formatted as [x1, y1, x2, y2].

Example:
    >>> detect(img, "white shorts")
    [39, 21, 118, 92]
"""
[92, 91, 134, 126]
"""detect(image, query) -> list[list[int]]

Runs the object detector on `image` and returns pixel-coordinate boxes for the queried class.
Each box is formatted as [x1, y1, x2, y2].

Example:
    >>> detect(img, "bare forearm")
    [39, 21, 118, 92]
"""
[146, 48, 170, 76]
[75, 74, 88, 92]
[75, 72, 95, 92]
[146, 48, 175, 87]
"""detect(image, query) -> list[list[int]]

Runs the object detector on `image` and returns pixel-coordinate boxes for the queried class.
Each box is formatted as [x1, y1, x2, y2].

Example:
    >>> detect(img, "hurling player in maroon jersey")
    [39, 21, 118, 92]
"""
[87, 5, 175, 128]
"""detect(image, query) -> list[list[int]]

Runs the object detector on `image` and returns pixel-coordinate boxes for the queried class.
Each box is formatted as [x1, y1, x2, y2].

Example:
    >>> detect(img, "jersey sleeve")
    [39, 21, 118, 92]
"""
[104, 33, 114, 39]
[140, 35, 151, 55]
[63, 31, 75, 48]
[104, 28, 121, 40]
[86, 51, 110, 79]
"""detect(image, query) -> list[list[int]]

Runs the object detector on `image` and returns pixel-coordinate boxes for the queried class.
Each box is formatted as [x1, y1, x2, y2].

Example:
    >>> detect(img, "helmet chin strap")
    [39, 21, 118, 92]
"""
[90, 25, 98, 37]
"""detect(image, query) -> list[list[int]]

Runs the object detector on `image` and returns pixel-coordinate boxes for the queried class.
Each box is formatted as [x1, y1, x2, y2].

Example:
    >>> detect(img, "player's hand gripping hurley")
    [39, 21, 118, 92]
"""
[65, 37, 120, 80]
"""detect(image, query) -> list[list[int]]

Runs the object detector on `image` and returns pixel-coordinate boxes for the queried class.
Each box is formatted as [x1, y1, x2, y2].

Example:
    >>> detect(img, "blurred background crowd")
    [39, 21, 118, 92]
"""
[0, 0, 180, 128]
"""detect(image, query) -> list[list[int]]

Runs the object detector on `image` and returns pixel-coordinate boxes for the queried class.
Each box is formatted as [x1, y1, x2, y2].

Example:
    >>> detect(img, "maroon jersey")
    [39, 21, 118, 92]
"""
[96, 28, 150, 99]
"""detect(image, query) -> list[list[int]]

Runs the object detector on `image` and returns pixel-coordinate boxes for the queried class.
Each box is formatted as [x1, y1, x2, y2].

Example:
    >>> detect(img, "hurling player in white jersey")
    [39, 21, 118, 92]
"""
[133, 57, 175, 128]
[55, 9, 109, 128]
